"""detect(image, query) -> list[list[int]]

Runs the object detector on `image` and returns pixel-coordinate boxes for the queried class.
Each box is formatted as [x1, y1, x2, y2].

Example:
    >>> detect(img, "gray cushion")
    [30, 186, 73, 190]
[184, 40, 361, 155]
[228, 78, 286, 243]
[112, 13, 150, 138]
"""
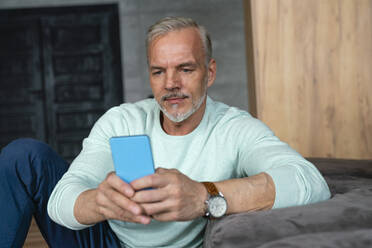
[258, 229, 372, 248]
[203, 159, 372, 248]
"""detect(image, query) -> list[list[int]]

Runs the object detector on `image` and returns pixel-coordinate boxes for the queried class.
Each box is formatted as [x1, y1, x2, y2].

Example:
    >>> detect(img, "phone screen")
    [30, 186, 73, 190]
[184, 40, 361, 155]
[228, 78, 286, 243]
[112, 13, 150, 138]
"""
[109, 135, 155, 184]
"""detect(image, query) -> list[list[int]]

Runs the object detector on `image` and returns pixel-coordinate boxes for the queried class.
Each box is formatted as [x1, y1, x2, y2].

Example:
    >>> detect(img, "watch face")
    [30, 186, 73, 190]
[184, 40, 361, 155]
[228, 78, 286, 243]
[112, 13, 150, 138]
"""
[209, 196, 227, 218]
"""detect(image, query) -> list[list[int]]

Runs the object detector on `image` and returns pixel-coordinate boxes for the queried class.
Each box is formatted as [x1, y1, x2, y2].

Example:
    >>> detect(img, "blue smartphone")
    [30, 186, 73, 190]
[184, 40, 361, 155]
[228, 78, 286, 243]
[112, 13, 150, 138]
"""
[109, 135, 155, 184]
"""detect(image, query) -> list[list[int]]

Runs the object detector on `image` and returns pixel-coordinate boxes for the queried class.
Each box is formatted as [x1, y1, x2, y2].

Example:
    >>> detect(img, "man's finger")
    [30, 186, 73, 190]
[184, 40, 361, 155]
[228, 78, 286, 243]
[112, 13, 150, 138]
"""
[131, 188, 167, 203]
[155, 167, 167, 174]
[96, 188, 151, 224]
[140, 200, 174, 216]
[98, 179, 142, 216]
[106, 172, 135, 197]
[99, 205, 151, 224]
[151, 211, 178, 222]
[101, 187, 143, 216]
[130, 173, 167, 191]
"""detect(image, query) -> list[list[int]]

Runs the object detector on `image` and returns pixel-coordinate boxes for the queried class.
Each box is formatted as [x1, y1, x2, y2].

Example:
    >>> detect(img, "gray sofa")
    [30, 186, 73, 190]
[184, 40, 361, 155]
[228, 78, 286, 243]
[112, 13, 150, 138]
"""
[204, 158, 372, 248]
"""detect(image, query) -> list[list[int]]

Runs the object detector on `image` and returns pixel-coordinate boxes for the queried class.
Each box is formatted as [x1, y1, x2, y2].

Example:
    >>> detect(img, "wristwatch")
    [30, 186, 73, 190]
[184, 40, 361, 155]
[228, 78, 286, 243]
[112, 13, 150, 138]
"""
[202, 182, 228, 218]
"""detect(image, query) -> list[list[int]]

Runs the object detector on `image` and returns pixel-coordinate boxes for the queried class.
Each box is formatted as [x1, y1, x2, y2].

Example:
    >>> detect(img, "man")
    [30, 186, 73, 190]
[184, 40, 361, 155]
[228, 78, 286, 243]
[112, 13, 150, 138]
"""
[0, 17, 330, 247]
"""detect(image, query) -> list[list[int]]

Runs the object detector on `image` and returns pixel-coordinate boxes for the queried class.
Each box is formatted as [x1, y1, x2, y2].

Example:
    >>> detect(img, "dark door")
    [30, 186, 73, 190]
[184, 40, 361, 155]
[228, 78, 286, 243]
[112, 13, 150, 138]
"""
[0, 5, 122, 162]
[0, 20, 46, 147]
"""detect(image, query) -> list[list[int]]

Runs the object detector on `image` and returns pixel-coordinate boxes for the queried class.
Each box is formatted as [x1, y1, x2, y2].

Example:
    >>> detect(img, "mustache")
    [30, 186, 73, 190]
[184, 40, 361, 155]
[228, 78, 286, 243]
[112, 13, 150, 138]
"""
[161, 92, 190, 101]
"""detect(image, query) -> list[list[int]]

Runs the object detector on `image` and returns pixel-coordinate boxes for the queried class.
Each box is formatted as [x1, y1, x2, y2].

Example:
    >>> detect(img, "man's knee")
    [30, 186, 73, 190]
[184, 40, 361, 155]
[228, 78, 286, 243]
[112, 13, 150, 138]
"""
[0, 138, 61, 173]
[2, 138, 53, 158]
[0, 138, 68, 185]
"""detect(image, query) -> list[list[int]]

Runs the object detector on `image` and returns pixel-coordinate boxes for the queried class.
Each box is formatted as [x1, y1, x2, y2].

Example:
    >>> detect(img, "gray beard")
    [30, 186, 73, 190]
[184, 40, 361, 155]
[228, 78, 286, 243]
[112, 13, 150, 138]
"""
[158, 92, 206, 123]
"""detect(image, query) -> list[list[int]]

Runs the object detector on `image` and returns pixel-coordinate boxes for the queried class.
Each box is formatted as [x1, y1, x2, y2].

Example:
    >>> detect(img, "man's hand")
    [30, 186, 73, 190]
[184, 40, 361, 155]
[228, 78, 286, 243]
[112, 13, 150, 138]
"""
[130, 168, 207, 222]
[74, 172, 151, 225]
[95, 172, 152, 224]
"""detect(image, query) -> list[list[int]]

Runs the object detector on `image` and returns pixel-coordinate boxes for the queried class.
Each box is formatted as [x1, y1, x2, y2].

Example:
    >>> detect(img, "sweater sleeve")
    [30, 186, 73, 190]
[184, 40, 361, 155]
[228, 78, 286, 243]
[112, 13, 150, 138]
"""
[47, 107, 129, 230]
[233, 114, 331, 209]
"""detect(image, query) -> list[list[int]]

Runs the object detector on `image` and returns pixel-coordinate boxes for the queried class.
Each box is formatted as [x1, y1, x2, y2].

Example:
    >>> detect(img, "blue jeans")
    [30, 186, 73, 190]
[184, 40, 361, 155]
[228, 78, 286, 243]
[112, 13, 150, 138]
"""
[0, 138, 122, 248]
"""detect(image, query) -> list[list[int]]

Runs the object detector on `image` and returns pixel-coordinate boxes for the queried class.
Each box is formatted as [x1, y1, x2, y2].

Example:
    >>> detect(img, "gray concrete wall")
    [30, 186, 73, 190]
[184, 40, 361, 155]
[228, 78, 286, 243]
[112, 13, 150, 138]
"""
[0, 0, 248, 110]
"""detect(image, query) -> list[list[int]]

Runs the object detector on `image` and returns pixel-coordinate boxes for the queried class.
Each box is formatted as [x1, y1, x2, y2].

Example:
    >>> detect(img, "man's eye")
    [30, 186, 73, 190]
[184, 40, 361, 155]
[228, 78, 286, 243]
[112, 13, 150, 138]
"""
[182, 68, 193, 73]
[152, 71, 162, 75]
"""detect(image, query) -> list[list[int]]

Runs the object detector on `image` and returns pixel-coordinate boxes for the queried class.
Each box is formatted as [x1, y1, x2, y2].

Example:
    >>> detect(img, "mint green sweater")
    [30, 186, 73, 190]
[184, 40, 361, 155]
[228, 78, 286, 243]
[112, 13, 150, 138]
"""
[48, 97, 330, 247]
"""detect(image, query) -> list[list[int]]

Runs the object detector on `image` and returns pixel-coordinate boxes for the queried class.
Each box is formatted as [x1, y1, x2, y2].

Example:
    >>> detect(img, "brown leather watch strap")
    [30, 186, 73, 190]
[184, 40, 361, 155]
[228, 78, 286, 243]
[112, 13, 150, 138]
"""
[202, 182, 219, 196]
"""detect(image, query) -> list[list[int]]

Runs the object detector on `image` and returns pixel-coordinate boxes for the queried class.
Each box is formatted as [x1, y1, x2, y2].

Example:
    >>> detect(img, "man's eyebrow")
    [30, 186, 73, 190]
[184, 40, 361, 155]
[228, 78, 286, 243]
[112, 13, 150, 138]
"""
[150, 66, 164, 71]
[150, 62, 198, 71]
[177, 62, 197, 68]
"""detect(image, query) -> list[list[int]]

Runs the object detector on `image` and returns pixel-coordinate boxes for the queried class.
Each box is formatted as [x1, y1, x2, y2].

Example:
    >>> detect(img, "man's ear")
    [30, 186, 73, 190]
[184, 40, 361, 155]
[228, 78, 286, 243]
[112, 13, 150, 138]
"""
[207, 59, 217, 88]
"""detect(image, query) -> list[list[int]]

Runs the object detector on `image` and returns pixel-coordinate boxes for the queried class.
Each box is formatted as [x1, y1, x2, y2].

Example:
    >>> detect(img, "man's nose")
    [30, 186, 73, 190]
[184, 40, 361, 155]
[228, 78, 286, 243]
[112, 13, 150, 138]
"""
[165, 70, 181, 90]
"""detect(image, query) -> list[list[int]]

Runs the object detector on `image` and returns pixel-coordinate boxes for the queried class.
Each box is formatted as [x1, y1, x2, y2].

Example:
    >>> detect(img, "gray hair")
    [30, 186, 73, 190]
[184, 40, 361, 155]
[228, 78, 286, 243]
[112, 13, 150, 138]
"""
[146, 16, 212, 65]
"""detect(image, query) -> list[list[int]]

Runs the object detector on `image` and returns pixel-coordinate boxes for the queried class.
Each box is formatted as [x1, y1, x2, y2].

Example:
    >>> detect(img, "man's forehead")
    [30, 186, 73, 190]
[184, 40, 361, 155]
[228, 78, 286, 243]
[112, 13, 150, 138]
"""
[151, 27, 201, 44]
[148, 28, 204, 66]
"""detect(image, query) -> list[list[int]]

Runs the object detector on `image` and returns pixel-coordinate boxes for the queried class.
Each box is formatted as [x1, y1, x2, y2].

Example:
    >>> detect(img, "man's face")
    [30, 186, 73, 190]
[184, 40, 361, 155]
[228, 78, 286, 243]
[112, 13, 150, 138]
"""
[148, 27, 215, 123]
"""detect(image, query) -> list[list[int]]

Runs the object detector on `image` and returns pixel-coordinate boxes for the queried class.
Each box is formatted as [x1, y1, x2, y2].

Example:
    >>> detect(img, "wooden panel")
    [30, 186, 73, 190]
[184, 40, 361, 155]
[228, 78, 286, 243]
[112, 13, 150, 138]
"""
[243, 0, 258, 117]
[24, 218, 48, 248]
[249, 0, 372, 159]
